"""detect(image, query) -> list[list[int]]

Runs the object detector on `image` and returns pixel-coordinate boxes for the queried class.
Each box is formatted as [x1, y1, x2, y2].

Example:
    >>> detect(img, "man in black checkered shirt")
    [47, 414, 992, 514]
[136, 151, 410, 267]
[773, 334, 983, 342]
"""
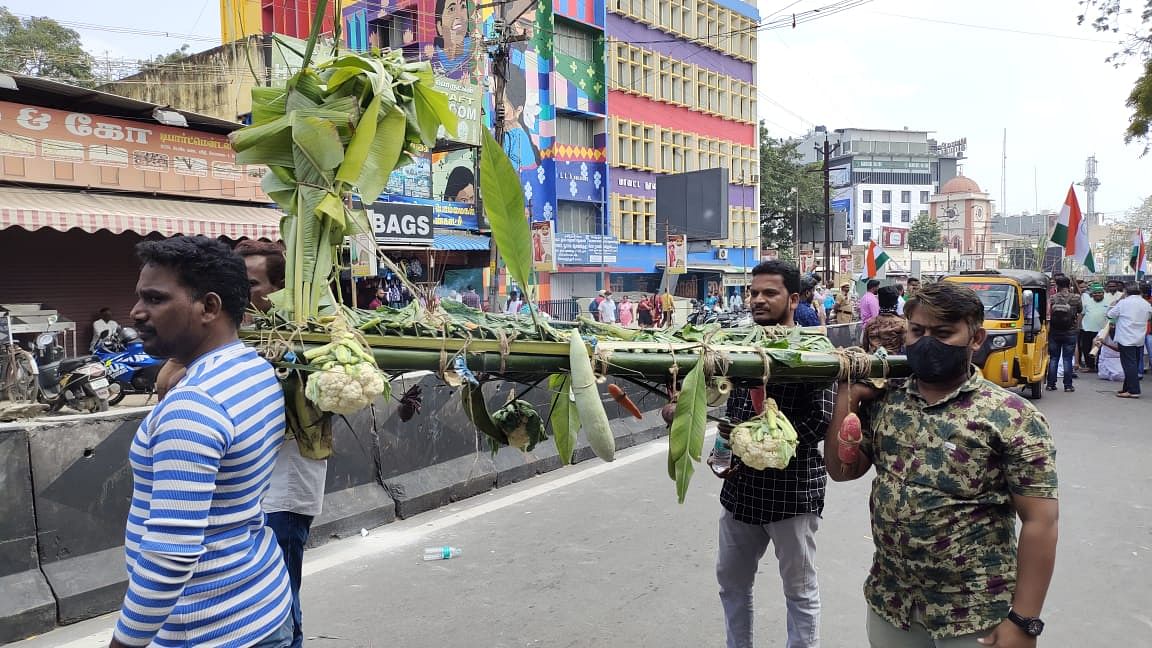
[709, 260, 833, 648]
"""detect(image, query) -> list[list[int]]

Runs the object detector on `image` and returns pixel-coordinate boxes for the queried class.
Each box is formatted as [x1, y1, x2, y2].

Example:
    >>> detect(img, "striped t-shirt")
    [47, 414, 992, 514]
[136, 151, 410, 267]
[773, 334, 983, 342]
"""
[114, 341, 291, 647]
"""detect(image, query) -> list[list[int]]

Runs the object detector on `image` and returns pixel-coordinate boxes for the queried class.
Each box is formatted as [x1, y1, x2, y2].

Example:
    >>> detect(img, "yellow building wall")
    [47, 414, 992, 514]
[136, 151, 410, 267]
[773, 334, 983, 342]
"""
[220, 0, 263, 43]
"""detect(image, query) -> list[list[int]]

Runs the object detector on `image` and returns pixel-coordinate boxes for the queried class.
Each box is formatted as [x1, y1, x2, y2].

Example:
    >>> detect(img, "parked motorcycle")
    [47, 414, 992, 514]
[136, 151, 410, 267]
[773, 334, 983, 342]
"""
[92, 327, 165, 405]
[31, 333, 111, 413]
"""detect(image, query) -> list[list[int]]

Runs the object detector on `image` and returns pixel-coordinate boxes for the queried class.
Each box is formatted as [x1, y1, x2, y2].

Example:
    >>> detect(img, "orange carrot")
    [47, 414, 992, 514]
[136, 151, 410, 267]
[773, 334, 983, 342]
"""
[607, 384, 643, 419]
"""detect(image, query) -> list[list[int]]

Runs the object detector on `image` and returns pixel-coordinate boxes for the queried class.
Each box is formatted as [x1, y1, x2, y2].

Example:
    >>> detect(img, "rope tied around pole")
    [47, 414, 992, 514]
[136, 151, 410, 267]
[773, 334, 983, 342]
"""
[755, 346, 772, 385]
[832, 346, 876, 382]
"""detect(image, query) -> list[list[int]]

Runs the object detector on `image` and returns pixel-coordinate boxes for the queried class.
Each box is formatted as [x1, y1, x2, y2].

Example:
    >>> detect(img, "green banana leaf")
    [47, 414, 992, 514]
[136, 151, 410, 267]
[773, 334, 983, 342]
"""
[668, 362, 708, 503]
[548, 373, 579, 464]
[480, 129, 532, 294]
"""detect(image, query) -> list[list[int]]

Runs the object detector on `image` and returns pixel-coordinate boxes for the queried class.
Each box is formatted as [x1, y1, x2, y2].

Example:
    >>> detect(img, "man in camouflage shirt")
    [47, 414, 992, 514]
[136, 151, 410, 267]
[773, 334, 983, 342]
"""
[825, 281, 1059, 647]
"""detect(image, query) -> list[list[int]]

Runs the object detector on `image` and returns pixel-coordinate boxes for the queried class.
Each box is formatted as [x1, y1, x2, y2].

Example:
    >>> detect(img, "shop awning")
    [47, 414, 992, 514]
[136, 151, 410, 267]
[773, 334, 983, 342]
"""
[434, 231, 490, 251]
[0, 186, 282, 240]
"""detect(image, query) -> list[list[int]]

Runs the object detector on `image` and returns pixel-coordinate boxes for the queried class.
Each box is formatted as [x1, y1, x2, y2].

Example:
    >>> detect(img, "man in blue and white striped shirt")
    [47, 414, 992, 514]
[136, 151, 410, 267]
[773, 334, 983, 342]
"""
[111, 236, 291, 648]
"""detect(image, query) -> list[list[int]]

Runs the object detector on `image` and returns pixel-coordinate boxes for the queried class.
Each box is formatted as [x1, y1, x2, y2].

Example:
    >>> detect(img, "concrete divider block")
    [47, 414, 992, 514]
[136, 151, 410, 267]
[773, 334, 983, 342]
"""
[0, 570, 56, 644]
[26, 412, 140, 625]
[0, 428, 56, 643]
[383, 452, 497, 519]
[490, 442, 534, 484]
[308, 483, 396, 548]
[40, 546, 126, 625]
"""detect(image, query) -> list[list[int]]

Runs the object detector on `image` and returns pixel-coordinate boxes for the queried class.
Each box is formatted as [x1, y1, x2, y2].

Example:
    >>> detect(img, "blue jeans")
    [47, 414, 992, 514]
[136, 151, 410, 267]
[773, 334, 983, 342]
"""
[1047, 332, 1077, 389]
[266, 512, 314, 648]
[249, 616, 293, 648]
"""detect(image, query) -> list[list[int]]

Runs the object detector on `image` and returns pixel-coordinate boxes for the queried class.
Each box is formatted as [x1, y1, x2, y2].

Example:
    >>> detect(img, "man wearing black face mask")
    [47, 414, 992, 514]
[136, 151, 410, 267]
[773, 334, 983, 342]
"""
[824, 282, 1059, 648]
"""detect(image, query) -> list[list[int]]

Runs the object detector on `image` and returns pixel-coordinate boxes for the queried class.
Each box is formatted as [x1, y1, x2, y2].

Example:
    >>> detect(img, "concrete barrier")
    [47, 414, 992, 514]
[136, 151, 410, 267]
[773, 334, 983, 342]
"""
[0, 428, 55, 644]
[25, 410, 142, 625]
[0, 373, 669, 634]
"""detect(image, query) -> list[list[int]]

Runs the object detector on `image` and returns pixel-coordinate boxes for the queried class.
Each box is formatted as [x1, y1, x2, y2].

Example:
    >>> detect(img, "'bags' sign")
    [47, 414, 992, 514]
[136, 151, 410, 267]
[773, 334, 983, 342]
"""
[368, 201, 435, 247]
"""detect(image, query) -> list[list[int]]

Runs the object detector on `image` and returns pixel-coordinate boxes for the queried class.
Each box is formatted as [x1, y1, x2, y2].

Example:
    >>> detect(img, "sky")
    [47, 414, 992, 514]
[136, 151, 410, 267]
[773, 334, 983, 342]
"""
[6, 0, 1151, 217]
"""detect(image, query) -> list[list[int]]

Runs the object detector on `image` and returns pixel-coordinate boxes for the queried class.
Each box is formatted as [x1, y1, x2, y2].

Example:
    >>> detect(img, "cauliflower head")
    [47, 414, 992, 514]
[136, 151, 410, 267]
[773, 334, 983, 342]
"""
[305, 362, 389, 415]
[730, 414, 799, 471]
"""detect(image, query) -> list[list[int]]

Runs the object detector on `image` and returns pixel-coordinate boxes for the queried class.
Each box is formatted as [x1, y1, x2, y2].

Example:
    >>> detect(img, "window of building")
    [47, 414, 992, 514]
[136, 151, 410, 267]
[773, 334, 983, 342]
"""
[615, 195, 656, 243]
[900, 190, 911, 203]
[920, 190, 930, 203]
[882, 209, 891, 223]
[555, 19, 594, 61]
[901, 209, 911, 223]
[862, 189, 872, 203]
[558, 201, 600, 234]
[862, 209, 872, 223]
[919, 209, 929, 218]
[881, 190, 892, 203]
[556, 115, 594, 147]
[862, 229, 872, 242]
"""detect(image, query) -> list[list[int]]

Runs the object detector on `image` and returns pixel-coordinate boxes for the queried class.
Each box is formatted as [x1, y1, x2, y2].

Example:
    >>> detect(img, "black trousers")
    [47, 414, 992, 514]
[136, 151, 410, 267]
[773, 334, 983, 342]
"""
[1119, 344, 1143, 395]
[1079, 329, 1099, 369]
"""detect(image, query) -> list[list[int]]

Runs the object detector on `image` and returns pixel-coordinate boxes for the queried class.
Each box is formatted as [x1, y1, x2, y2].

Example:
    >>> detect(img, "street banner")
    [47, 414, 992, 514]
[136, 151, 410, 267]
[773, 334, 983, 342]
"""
[667, 234, 687, 274]
[532, 220, 557, 272]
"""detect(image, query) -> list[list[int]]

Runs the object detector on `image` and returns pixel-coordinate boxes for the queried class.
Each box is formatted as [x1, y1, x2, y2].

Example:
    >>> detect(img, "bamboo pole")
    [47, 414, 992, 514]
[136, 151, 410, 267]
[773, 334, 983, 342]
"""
[248, 333, 910, 383]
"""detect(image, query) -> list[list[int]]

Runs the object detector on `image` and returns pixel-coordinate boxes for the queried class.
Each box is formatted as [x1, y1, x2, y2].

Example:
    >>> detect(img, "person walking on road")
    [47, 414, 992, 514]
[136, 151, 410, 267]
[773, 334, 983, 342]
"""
[113, 236, 291, 648]
[1046, 275, 1081, 392]
[1078, 283, 1109, 372]
[863, 286, 907, 355]
[708, 260, 833, 648]
[859, 279, 881, 326]
[833, 282, 857, 324]
[660, 289, 676, 327]
[825, 281, 1059, 648]
[1107, 282, 1152, 398]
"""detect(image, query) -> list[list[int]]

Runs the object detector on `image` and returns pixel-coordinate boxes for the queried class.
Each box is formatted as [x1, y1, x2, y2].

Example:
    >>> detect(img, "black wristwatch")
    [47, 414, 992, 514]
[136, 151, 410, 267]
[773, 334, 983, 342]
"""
[1007, 609, 1045, 637]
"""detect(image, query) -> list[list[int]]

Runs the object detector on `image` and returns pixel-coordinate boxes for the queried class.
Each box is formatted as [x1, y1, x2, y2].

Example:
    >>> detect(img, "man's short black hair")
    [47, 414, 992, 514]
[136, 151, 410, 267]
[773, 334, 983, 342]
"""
[751, 260, 800, 294]
[905, 281, 984, 330]
[907, 277, 921, 284]
[136, 236, 250, 325]
[1054, 275, 1072, 290]
[98, 307, 112, 316]
[878, 285, 900, 310]
[867, 279, 881, 290]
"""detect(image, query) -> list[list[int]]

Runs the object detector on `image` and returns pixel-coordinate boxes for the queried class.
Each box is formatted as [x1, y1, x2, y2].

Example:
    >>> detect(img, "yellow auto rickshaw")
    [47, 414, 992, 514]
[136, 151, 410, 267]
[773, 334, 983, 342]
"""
[943, 269, 1049, 399]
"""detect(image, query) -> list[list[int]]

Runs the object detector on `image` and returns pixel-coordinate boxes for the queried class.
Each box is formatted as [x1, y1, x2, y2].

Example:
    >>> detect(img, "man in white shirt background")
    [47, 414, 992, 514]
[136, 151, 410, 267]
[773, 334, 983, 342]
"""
[92, 307, 120, 348]
[1107, 282, 1152, 398]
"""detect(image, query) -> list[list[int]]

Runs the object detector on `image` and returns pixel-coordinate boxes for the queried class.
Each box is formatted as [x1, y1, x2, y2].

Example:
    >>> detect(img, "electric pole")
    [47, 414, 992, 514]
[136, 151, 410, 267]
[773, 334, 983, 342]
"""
[482, 1, 532, 311]
[815, 135, 840, 282]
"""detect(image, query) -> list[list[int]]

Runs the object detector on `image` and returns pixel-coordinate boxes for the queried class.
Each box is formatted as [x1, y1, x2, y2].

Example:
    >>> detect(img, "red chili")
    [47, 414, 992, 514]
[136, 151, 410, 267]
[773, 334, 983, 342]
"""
[607, 384, 643, 419]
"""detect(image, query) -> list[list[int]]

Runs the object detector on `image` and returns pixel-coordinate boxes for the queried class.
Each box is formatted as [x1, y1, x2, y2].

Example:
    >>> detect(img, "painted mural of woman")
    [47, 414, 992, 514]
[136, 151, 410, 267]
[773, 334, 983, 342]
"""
[429, 0, 477, 80]
[501, 62, 540, 171]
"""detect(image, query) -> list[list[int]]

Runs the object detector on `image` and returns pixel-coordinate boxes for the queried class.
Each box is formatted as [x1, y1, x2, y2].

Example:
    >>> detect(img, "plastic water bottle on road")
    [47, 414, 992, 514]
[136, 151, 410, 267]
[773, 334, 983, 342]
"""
[424, 546, 463, 561]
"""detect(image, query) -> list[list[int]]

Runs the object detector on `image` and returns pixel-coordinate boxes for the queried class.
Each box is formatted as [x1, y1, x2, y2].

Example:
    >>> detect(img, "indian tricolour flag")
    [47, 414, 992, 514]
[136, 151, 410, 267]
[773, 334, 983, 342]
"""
[1050, 185, 1095, 272]
[865, 239, 890, 278]
[1132, 230, 1146, 278]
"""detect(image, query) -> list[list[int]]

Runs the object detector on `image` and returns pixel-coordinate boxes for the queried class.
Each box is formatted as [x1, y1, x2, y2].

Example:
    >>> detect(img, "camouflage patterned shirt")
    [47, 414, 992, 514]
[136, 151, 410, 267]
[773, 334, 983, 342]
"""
[859, 368, 1058, 638]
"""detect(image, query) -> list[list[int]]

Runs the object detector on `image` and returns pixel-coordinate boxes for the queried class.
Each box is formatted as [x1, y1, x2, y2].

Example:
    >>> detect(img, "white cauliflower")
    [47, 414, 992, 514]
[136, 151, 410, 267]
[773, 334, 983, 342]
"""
[305, 362, 389, 415]
[730, 402, 799, 470]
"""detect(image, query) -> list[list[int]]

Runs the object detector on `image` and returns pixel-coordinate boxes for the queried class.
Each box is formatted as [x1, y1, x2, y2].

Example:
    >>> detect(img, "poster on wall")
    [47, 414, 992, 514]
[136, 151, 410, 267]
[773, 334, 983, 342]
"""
[416, 0, 484, 147]
[432, 149, 476, 203]
[386, 153, 433, 199]
[666, 234, 687, 274]
[531, 220, 557, 272]
[840, 254, 854, 274]
[881, 227, 907, 249]
[349, 232, 379, 277]
[799, 250, 815, 275]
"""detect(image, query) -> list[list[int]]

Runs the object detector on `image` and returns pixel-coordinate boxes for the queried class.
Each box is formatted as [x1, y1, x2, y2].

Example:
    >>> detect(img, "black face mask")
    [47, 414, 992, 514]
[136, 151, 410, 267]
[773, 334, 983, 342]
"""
[905, 335, 972, 384]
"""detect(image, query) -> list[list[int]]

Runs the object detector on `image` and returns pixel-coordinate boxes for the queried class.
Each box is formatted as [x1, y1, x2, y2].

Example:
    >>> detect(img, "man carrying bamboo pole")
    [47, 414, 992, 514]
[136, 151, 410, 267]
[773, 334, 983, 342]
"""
[826, 281, 1059, 648]
[711, 260, 834, 648]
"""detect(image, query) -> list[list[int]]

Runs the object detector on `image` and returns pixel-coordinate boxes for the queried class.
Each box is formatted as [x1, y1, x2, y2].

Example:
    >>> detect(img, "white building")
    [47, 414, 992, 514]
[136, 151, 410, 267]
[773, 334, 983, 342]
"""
[799, 127, 965, 249]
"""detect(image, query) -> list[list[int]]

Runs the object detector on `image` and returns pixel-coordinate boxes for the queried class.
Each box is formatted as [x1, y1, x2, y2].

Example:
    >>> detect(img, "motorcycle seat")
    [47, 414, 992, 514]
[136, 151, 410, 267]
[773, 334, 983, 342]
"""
[60, 356, 96, 373]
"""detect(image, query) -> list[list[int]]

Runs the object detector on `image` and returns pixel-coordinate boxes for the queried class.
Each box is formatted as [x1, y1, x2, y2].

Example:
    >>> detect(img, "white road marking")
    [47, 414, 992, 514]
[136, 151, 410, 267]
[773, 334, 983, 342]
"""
[32, 439, 670, 648]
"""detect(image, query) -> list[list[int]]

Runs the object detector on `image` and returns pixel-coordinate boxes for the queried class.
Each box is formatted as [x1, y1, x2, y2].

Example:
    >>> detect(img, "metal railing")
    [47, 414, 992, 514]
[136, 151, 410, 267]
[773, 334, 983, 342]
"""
[536, 298, 581, 322]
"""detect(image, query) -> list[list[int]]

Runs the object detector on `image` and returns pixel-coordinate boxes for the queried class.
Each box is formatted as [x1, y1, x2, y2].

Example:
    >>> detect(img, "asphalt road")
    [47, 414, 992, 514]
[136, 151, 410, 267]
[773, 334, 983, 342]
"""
[14, 378, 1152, 648]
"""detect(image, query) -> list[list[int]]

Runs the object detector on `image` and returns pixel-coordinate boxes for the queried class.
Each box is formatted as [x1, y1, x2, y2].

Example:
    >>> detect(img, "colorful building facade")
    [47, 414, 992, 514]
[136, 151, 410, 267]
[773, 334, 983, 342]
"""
[605, 0, 760, 300]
